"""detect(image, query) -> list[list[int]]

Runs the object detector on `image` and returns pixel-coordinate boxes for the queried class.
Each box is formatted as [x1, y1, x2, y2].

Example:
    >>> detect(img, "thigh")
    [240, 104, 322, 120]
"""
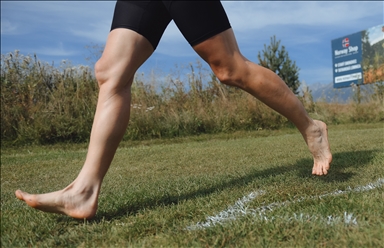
[163, 1, 231, 47]
[111, 0, 172, 50]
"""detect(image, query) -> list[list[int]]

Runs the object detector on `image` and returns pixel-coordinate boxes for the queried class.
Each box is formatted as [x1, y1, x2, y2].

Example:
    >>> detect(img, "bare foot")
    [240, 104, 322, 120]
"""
[305, 120, 332, 176]
[15, 181, 99, 219]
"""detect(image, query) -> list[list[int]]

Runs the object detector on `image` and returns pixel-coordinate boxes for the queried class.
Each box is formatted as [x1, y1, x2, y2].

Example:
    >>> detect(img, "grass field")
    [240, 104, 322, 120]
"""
[1, 123, 383, 247]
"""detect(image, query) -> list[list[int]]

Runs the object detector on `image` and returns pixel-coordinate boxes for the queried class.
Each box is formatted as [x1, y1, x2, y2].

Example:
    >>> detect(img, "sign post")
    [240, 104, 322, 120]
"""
[331, 25, 384, 88]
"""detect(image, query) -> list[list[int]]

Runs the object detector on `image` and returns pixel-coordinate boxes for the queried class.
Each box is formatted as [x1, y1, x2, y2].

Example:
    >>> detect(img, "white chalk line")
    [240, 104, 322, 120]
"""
[186, 178, 384, 230]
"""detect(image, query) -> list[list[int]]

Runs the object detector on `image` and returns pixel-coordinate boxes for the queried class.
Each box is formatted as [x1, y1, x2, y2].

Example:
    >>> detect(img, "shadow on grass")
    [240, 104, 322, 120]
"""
[75, 149, 380, 223]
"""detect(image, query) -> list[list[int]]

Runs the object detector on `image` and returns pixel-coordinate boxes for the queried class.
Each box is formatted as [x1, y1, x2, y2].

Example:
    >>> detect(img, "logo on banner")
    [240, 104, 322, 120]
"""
[334, 37, 358, 56]
[342, 38, 349, 48]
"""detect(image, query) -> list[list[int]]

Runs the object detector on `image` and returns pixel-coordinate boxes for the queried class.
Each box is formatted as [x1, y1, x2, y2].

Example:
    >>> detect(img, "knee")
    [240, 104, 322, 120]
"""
[212, 64, 249, 89]
[94, 58, 134, 90]
[94, 59, 108, 87]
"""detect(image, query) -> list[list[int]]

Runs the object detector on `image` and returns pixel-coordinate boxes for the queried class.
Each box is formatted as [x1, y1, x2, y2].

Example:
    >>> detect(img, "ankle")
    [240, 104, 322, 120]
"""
[65, 177, 101, 197]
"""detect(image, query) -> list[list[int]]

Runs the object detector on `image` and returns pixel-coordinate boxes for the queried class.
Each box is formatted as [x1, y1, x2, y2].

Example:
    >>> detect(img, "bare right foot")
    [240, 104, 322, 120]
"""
[15, 181, 99, 219]
[304, 120, 332, 176]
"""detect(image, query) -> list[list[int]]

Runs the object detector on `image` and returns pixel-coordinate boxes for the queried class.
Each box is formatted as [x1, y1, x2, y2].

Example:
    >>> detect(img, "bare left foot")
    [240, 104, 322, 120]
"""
[15, 180, 99, 219]
[304, 120, 332, 176]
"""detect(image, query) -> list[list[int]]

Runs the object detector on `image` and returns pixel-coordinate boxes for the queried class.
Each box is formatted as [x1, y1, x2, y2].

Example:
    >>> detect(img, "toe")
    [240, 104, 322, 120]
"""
[15, 190, 24, 200]
[312, 165, 324, 176]
[322, 166, 328, 175]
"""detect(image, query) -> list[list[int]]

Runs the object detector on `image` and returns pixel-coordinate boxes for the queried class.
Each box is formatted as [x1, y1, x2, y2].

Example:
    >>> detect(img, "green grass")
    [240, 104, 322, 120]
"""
[1, 123, 383, 247]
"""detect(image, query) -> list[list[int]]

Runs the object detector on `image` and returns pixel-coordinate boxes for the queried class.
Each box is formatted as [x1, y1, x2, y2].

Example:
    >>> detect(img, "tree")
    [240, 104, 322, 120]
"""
[257, 36, 300, 95]
[361, 30, 377, 69]
[361, 29, 384, 86]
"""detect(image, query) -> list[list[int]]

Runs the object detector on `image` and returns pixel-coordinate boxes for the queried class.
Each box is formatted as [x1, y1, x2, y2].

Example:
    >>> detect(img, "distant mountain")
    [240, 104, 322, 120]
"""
[302, 82, 376, 103]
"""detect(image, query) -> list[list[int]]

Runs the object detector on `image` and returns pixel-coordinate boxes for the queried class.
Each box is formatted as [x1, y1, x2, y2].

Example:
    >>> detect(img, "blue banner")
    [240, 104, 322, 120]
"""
[331, 31, 363, 88]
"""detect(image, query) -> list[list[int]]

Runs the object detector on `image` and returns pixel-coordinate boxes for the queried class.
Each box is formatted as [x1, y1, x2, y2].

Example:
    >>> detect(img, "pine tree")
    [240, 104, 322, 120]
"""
[257, 36, 300, 95]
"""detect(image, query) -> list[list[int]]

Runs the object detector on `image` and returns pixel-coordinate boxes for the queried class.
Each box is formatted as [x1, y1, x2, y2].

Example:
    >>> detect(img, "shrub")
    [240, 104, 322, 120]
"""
[1, 51, 97, 145]
[1, 52, 382, 146]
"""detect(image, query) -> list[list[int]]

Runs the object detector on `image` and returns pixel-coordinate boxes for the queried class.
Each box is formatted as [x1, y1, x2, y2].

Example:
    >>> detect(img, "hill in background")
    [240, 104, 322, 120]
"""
[303, 82, 376, 103]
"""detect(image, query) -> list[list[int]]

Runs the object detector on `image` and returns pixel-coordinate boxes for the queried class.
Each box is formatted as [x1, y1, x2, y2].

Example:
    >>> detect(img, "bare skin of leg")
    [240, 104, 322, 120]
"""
[192, 29, 332, 175]
[15, 29, 154, 219]
[14, 28, 331, 220]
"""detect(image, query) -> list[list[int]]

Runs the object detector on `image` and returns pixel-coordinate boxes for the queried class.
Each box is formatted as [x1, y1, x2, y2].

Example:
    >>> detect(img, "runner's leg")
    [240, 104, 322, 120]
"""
[192, 28, 332, 175]
[166, 1, 331, 175]
[15, 29, 154, 219]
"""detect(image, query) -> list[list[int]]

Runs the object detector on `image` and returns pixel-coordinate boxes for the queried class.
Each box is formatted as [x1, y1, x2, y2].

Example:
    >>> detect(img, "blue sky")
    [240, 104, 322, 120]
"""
[1, 1, 383, 86]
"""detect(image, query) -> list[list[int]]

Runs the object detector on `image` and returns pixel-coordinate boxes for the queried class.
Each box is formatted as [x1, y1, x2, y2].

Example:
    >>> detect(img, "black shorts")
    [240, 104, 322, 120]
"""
[110, 0, 231, 50]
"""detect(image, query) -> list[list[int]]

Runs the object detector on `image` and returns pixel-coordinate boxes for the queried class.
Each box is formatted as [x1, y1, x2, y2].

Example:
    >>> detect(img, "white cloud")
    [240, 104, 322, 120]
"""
[31, 42, 77, 57]
[367, 25, 384, 45]
[2, 1, 381, 47]
[70, 22, 111, 44]
[1, 19, 18, 35]
[222, 1, 382, 31]
[156, 1, 383, 56]
[1, 1, 114, 42]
